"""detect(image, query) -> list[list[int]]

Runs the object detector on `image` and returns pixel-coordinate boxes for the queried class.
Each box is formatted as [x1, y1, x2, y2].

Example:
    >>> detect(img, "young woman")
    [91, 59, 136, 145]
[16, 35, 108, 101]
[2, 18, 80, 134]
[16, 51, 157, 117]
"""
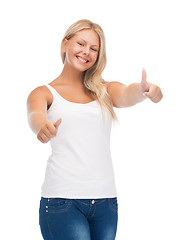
[27, 19, 163, 240]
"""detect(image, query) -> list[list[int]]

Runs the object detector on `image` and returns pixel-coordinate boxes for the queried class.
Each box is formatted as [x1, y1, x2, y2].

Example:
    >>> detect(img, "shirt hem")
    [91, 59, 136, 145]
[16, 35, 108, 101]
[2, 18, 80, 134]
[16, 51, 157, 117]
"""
[41, 193, 117, 199]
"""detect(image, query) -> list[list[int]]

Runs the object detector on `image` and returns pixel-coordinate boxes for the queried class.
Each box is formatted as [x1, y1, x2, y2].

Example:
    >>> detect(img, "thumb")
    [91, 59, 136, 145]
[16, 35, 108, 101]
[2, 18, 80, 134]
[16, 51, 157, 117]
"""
[140, 68, 149, 93]
[141, 67, 147, 85]
[53, 118, 62, 129]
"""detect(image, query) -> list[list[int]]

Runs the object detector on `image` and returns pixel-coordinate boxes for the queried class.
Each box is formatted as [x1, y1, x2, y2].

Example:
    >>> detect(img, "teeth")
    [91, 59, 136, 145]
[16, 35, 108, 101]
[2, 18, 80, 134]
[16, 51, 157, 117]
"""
[77, 56, 87, 62]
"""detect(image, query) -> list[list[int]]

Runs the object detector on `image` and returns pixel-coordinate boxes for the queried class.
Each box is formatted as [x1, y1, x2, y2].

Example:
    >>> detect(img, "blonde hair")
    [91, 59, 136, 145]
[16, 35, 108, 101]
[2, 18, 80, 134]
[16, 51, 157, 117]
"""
[60, 19, 119, 124]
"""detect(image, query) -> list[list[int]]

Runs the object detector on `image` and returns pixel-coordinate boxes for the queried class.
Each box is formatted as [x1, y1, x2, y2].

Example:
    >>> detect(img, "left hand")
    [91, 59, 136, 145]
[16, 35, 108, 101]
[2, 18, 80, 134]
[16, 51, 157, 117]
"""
[140, 68, 163, 103]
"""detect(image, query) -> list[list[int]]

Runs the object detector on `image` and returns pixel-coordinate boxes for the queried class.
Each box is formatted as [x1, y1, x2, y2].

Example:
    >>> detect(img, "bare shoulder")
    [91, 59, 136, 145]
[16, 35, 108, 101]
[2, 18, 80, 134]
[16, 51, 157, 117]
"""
[103, 81, 126, 108]
[104, 81, 125, 88]
[103, 81, 126, 96]
[30, 84, 50, 93]
[27, 85, 52, 107]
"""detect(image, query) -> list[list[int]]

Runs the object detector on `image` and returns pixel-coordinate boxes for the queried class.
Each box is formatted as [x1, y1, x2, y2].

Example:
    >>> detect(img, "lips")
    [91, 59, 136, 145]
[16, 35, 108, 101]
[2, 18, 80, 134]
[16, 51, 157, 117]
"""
[76, 55, 89, 63]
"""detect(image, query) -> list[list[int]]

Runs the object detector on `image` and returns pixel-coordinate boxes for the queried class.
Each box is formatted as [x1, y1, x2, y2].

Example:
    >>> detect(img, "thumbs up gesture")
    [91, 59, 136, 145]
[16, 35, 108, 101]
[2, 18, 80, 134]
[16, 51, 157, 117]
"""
[53, 118, 62, 129]
[140, 68, 163, 103]
[37, 118, 62, 144]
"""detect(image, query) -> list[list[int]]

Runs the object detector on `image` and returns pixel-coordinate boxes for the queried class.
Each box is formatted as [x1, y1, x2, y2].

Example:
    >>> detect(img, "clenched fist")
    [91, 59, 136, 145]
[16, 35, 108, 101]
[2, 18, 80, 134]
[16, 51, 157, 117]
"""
[37, 118, 62, 143]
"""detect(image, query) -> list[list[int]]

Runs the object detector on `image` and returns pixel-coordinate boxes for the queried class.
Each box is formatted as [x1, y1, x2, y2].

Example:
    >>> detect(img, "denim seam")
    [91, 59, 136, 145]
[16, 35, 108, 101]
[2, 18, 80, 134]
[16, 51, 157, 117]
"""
[86, 205, 96, 218]
[47, 199, 73, 213]
[75, 199, 106, 206]
[45, 208, 55, 240]
[108, 198, 118, 213]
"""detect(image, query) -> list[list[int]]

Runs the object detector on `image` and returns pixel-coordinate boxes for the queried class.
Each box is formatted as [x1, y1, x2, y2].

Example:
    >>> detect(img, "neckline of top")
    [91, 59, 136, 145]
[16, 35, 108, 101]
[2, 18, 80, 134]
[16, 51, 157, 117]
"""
[46, 84, 97, 105]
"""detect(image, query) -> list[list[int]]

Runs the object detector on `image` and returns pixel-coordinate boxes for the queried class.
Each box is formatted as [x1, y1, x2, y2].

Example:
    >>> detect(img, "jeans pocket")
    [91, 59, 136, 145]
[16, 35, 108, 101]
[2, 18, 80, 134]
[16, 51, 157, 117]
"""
[46, 198, 72, 213]
[108, 197, 118, 213]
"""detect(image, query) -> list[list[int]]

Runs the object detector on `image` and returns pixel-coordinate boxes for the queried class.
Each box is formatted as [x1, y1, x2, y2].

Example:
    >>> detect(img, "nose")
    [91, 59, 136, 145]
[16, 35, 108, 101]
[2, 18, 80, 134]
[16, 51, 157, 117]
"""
[82, 46, 90, 55]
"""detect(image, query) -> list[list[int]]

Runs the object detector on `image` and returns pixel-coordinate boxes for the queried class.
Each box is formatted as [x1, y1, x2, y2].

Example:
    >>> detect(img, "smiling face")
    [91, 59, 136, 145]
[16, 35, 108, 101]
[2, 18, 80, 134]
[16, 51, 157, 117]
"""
[63, 29, 100, 72]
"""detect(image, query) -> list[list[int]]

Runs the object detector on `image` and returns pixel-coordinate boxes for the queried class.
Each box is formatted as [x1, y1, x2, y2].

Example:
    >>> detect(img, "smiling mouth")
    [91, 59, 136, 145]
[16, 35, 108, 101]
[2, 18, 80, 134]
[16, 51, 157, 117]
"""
[76, 56, 89, 63]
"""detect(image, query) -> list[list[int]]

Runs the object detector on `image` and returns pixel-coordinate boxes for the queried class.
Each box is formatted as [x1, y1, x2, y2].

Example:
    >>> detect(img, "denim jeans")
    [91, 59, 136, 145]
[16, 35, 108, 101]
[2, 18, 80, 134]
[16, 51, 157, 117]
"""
[39, 196, 118, 240]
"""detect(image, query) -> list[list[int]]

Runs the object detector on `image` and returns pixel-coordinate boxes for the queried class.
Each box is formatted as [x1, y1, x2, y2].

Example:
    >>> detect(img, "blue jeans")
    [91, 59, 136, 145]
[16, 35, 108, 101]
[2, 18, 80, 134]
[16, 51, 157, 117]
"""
[39, 196, 118, 240]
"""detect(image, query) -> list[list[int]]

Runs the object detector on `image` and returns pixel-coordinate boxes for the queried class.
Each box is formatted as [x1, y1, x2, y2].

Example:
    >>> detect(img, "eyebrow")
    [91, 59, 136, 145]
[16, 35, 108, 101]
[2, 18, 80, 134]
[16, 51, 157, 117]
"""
[78, 38, 99, 47]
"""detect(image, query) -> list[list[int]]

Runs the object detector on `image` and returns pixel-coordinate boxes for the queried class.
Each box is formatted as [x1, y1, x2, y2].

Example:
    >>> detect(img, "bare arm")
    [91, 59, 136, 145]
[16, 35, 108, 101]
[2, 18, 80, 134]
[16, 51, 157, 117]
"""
[106, 68, 163, 108]
[26, 86, 62, 143]
[26, 86, 48, 134]
[105, 81, 147, 108]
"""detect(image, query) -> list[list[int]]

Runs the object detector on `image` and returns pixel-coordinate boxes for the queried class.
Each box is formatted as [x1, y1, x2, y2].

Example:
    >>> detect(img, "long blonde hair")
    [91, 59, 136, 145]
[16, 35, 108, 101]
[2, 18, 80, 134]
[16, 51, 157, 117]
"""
[60, 19, 119, 124]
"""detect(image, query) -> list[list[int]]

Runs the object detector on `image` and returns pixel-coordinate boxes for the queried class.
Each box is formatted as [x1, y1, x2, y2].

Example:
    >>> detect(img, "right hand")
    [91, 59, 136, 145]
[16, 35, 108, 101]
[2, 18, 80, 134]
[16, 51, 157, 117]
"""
[37, 118, 62, 143]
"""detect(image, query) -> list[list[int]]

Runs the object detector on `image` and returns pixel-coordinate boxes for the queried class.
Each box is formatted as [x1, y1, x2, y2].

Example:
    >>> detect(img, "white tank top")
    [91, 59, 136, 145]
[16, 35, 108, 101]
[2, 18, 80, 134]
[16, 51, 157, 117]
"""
[41, 84, 117, 199]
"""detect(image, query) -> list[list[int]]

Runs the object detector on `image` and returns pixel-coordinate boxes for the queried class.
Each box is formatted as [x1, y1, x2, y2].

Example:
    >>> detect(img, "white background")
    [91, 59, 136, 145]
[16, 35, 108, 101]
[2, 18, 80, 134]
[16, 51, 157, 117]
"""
[0, 0, 179, 239]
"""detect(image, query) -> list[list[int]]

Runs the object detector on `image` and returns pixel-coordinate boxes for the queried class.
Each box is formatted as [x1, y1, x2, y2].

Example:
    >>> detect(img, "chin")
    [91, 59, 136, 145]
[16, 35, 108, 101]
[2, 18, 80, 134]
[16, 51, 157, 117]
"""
[74, 63, 92, 72]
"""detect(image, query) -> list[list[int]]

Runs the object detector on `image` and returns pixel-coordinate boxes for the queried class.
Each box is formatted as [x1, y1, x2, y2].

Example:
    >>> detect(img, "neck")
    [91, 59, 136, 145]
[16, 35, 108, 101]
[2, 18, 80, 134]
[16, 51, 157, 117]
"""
[57, 61, 85, 88]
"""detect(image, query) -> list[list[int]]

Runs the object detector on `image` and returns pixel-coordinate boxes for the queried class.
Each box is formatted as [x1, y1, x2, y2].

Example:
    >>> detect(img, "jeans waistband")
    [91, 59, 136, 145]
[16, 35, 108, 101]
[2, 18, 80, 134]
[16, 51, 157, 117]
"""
[41, 196, 117, 204]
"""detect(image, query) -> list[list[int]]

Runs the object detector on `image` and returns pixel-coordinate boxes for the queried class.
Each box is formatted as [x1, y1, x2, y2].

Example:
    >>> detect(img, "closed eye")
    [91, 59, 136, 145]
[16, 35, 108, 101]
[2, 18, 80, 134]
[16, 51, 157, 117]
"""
[78, 42, 98, 51]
